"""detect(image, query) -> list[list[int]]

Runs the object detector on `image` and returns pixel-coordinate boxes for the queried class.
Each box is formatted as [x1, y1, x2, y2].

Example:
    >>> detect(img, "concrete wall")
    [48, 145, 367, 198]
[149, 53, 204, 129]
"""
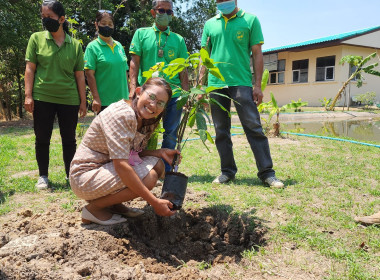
[264, 45, 380, 106]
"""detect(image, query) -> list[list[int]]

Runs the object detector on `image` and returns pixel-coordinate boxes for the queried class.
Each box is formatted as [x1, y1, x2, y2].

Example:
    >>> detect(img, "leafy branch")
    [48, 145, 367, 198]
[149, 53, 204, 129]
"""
[143, 48, 227, 171]
[329, 52, 380, 110]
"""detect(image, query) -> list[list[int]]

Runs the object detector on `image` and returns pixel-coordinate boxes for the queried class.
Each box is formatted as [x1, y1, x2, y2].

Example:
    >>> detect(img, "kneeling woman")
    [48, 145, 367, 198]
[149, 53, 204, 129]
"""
[69, 77, 179, 225]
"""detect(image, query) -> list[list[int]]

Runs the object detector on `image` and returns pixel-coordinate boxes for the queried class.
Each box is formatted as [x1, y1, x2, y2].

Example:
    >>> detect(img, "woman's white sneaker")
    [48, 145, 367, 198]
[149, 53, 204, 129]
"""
[35, 176, 49, 190]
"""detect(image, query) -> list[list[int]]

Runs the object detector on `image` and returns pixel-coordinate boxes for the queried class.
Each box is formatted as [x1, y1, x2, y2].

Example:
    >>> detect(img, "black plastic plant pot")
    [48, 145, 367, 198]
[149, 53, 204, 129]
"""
[160, 172, 188, 210]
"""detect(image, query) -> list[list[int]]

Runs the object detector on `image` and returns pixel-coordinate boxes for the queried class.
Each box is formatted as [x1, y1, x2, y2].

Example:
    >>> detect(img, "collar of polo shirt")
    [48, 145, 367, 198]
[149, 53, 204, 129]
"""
[45, 30, 72, 44]
[152, 23, 171, 35]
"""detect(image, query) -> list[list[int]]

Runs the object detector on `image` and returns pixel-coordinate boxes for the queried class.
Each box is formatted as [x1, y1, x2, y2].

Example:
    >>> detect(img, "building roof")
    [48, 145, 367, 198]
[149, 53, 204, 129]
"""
[263, 26, 380, 54]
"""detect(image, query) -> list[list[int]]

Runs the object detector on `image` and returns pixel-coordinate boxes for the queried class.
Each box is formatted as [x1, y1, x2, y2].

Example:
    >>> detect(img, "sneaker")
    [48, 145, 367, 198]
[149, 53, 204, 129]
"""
[354, 211, 380, 225]
[212, 174, 234, 184]
[263, 176, 284, 188]
[35, 176, 49, 190]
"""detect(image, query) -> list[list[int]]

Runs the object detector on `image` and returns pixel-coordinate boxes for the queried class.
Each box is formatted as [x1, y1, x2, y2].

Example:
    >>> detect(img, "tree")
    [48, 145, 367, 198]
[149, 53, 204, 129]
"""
[329, 52, 380, 111]
[0, 0, 41, 119]
[173, 0, 216, 52]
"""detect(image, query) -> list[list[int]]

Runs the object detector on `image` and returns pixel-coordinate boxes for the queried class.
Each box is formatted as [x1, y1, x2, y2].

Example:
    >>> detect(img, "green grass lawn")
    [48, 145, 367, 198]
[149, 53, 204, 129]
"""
[0, 123, 379, 279]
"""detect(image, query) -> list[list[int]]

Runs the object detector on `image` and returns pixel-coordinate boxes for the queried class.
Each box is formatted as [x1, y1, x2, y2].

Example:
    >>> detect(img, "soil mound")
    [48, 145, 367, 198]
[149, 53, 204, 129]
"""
[0, 196, 266, 279]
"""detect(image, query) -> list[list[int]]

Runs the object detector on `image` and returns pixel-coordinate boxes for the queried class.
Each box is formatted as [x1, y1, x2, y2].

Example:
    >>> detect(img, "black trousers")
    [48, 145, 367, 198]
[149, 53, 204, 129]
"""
[33, 100, 79, 177]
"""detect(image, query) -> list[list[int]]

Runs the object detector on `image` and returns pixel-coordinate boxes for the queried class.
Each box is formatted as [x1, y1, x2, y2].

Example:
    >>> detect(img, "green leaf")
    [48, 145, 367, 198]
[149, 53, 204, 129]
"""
[200, 48, 210, 63]
[187, 108, 197, 128]
[203, 57, 215, 68]
[199, 129, 207, 143]
[206, 130, 214, 144]
[206, 86, 223, 93]
[188, 52, 200, 60]
[210, 98, 231, 117]
[365, 69, 380, 76]
[270, 92, 278, 109]
[168, 65, 186, 79]
[176, 94, 189, 109]
[199, 107, 212, 125]
[209, 67, 225, 82]
[167, 58, 186, 65]
[190, 88, 205, 95]
[196, 112, 207, 131]
[261, 69, 269, 92]
[142, 70, 154, 79]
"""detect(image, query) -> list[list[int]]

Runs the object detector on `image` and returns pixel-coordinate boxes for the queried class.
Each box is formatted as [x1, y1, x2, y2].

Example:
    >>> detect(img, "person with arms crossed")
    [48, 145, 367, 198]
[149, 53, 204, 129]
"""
[84, 10, 129, 113]
[24, 0, 86, 190]
[201, 0, 284, 188]
[129, 0, 189, 172]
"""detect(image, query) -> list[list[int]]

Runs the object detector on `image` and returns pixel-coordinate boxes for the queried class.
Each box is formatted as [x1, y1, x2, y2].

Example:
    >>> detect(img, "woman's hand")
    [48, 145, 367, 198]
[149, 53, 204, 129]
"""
[159, 148, 181, 165]
[24, 95, 34, 113]
[79, 101, 87, 117]
[152, 198, 176, 216]
[92, 97, 101, 114]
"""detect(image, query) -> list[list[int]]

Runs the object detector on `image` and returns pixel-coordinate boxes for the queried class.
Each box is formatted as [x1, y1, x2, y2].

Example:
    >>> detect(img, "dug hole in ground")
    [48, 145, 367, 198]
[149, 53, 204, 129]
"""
[0, 186, 267, 280]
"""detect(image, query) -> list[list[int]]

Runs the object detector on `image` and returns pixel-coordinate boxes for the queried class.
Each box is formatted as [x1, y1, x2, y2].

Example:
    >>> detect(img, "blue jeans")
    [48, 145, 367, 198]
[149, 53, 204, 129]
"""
[210, 86, 275, 181]
[162, 97, 183, 171]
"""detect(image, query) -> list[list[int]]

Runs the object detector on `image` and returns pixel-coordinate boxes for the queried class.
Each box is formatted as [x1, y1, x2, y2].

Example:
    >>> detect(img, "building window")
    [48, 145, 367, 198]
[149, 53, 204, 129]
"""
[349, 64, 360, 81]
[316, 56, 335, 81]
[292, 59, 309, 83]
[269, 59, 285, 84]
[264, 53, 279, 71]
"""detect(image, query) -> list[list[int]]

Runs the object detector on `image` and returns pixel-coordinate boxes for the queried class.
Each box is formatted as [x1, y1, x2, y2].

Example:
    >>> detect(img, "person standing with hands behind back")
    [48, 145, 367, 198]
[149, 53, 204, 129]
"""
[24, 0, 86, 190]
[201, 0, 284, 188]
[84, 10, 130, 113]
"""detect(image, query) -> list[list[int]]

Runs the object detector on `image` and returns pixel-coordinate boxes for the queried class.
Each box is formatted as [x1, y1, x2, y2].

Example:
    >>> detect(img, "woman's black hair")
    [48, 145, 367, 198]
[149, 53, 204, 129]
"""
[41, 0, 69, 34]
[95, 10, 114, 23]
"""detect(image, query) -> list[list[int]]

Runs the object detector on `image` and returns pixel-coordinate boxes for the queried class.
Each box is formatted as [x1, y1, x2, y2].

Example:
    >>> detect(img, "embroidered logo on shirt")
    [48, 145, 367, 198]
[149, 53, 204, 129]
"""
[236, 31, 244, 41]
[168, 49, 175, 59]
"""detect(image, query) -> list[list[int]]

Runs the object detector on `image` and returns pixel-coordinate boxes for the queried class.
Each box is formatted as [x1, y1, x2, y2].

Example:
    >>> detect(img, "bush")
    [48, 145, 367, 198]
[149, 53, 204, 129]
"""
[356, 91, 376, 108]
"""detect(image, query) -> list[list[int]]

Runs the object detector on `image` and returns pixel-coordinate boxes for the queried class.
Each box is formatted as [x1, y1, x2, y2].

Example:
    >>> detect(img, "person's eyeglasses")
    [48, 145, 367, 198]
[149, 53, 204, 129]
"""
[145, 91, 167, 108]
[98, 9, 112, 14]
[155, 8, 173, 15]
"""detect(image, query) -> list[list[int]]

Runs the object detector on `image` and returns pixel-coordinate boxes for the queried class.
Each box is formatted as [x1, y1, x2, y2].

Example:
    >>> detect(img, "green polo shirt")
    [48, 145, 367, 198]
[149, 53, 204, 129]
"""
[129, 24, 188, 97]
[25, 31, 84, 105]
[84, 37, 129, 106]
[201, 9, 264, 87]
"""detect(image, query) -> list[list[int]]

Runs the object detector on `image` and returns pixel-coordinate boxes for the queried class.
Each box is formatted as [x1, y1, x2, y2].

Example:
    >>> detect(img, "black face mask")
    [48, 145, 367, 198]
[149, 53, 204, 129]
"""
[42, 17, 61, 33]
[98, 26, 114, 37]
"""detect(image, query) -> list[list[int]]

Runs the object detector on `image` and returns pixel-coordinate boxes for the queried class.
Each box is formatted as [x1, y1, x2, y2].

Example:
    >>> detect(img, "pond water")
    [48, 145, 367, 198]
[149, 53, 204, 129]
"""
[280, 118, 380, 143]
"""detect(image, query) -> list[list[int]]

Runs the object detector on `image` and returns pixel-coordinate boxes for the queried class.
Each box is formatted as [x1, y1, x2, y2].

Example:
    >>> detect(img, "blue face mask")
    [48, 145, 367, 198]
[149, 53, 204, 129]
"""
[217, 0, 236, 15]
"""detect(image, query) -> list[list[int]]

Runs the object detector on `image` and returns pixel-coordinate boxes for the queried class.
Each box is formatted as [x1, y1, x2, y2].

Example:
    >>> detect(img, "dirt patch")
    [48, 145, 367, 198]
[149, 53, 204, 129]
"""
[0, 189, 267, 279]
[10, 170, 38, 179]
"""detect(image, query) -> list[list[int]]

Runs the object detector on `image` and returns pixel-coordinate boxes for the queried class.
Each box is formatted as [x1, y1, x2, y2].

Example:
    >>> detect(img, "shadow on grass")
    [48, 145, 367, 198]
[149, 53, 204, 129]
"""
[189, 174, 297, 187]
[83, 203, 268, 268]
[0, 125, 34, 136]
[49, 182, 71, 192]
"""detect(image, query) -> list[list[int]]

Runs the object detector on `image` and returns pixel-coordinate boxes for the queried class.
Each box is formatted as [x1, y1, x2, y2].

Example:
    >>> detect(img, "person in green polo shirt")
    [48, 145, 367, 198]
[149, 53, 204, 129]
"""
[84, 10, 129, 113]
[201, 0, 284, 188]
[24, 0, 86, 190]
[129, 0, 189, 172]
